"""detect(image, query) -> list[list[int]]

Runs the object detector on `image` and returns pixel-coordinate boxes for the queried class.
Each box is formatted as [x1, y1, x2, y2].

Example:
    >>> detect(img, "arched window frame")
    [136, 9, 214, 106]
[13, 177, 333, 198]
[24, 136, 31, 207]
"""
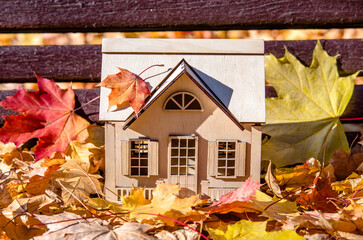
[163, 92, 203, 111]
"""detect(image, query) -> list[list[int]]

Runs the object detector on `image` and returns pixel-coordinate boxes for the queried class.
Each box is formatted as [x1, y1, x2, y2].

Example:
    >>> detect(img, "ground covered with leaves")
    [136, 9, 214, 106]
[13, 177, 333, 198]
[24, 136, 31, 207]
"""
[0, 41, 362, 239]
[1, 141, 363, 240]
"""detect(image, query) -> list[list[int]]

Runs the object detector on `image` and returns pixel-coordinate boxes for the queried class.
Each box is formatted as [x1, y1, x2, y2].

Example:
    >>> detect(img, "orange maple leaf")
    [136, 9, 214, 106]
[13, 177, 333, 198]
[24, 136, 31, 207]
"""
[100, 68, 150, 115]
[0, 76, 90, 161]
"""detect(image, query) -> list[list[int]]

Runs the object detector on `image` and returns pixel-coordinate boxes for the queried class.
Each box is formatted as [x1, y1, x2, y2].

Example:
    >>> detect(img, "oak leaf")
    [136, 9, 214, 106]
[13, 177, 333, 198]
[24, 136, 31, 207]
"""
[100, 68, 150, 115]
[263, 41, 359, 166]
[0, 76, 90, 161]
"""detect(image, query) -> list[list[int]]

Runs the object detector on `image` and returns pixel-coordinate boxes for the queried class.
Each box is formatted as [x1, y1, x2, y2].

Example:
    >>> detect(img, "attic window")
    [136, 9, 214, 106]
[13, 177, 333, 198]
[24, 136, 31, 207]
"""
[164, 92, 202, 111]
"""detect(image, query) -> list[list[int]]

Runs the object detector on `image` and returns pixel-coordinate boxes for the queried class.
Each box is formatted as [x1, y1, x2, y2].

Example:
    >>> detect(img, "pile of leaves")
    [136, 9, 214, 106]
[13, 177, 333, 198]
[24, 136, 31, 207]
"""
[0, 41, 362, 239]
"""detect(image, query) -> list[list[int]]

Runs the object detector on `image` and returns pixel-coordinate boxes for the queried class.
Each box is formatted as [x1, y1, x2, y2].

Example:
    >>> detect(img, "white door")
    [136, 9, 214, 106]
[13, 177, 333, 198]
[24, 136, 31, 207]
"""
[168, 136, 198, 196]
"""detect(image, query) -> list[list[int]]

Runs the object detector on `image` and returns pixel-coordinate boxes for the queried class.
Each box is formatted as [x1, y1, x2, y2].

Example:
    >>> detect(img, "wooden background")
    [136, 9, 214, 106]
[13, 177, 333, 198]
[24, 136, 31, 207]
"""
[0, 0, 362, 124]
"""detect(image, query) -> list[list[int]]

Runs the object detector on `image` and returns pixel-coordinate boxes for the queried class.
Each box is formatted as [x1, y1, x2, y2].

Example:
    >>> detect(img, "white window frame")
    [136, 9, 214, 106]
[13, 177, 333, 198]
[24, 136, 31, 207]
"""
[216, 140, 238, 178]
[129, 139, 150, 177]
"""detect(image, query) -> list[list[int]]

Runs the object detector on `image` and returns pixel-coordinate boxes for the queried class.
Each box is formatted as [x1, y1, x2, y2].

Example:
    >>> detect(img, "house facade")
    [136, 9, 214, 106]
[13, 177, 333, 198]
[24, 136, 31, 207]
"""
[100, 39, 265, 201]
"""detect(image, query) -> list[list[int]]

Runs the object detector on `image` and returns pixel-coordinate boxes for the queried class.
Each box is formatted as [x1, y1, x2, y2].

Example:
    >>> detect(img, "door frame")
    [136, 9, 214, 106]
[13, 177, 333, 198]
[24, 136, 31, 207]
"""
[167, 136, 198, 195]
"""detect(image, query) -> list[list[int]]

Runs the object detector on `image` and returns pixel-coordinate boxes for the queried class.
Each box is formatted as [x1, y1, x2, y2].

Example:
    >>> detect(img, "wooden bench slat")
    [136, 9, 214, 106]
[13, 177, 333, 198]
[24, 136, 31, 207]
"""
[0, 86, 362, 124]
[0, 40, 361, 83]
[0, 0, 362, 33]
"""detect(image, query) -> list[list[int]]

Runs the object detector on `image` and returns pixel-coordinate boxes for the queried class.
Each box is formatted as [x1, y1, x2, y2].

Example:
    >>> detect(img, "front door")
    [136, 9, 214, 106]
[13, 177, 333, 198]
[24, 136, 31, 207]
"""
[168, 136, 198, 196]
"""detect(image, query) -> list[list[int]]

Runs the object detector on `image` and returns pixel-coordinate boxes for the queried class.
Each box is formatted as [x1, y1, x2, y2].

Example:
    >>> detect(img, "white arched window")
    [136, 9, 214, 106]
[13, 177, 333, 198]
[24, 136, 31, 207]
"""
[163, 92, 202, 111]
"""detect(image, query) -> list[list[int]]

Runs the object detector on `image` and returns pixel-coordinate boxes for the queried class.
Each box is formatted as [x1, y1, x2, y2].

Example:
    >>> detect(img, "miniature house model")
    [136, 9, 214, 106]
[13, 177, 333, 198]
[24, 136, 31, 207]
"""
[100, 39, 265, 201]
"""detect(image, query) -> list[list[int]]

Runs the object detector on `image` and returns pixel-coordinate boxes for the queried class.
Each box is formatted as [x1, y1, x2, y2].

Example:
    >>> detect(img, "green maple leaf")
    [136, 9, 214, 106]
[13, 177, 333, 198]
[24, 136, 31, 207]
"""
[263, 41, 359, 167]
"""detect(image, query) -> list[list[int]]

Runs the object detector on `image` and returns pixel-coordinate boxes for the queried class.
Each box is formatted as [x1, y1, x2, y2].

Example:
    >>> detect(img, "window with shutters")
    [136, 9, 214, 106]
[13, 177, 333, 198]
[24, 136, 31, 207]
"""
[123, 139, 159, 177]
[164, 92, 202, 111]
[130, 140, 149, 176]
[208, 140, 246, 178]
[217, 140, 237, 177]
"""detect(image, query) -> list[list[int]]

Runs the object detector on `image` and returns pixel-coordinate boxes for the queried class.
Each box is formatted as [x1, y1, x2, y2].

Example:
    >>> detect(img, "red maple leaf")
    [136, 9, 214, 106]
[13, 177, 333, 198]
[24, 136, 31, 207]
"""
[100, 68, 150, 115]
[0, 76, 90, 161]
[296, 174, 340, 212]
[208, 177, 261, 214]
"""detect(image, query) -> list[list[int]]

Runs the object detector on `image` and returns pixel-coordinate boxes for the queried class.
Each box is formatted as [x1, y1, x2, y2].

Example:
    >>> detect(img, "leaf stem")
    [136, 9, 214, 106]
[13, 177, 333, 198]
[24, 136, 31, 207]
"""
[73, 96, 100, 112]
[340, 117, 363, 121]
[138, 64, 164, 76]
[135, 212, 209, 240]
[29, 212, 130, 227]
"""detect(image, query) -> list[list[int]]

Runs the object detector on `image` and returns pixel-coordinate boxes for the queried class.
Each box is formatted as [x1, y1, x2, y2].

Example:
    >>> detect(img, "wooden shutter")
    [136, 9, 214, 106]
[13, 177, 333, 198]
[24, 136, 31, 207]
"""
[236, 141, 246, 177]
[207, 141, 217, 176]
[148, 140, 159, 176]
[121, 141, 129, 175]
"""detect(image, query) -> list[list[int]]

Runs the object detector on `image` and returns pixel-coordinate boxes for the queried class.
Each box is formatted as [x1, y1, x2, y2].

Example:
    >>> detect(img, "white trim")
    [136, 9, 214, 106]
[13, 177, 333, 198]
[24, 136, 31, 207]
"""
[102, 38, 264, 54]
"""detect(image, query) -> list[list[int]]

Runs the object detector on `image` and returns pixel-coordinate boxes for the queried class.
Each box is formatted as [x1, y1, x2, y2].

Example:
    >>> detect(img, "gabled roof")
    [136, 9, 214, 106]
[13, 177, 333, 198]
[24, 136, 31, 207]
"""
[123, 59, 244, 131]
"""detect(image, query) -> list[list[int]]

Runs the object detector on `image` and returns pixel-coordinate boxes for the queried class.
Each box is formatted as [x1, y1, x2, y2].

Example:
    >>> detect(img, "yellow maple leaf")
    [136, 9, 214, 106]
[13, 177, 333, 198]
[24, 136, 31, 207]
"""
[121, 184, 207, 226]
[206, 219, 304, 240]
[263, 41, 359, 166]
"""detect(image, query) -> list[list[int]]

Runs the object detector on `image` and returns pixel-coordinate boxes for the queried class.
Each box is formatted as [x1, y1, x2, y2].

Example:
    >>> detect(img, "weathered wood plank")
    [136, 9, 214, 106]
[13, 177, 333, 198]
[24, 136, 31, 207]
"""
[0, 0, 362, 33]
[0, 86, 362, 124]
[0, 40, 361, 83]
[0, 45, 101, 83]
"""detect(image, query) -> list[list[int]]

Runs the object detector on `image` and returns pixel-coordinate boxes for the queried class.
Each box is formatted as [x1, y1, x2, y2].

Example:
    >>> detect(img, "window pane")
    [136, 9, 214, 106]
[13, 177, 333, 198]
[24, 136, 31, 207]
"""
[230, 142, 236, 149]
[180, 139, 187, 147]
[219, 142, 226, 150]
[173, 94, 183, 105]
[165, 99, 180, 109]
[218, 160, 226, 167]
[171, 158, 178, 165]
[188, 149, 195, 156]
[140, 159, 148, 166]
[227, 160, 235, 167]
[184, 94, 194, 105]
[171, 167, 178, 175]
[188, 139, 195, 147]
[218, 168, 226, 176]
[131, 159, 139, 166]
[180, 167, 186, 175]
[140, 168, 148, 176]
[227, 152, 235, 159]
[171, 139, 179, 147]
[186, 99, 201, 110]
[218, 151, 226, 158]
[131, 168, 139, 175]
[180, 158, 186, 166]
[131, 150, 138, 158]
[171, 149, 178, 156]
[180, 149, 186, 156]
[227, 169, 235, 176]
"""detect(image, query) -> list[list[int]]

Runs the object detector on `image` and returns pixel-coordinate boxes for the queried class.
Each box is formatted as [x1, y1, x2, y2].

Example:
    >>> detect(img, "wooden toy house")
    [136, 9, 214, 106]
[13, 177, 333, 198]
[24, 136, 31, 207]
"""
[99, 39, 265, 201]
